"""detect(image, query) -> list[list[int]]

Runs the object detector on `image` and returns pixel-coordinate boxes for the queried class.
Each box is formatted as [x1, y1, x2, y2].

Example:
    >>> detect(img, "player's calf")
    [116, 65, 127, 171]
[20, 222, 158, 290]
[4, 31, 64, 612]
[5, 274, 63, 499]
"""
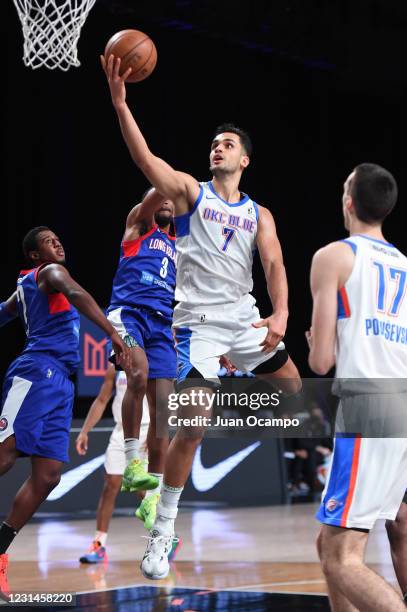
[145, 433, 168, 474]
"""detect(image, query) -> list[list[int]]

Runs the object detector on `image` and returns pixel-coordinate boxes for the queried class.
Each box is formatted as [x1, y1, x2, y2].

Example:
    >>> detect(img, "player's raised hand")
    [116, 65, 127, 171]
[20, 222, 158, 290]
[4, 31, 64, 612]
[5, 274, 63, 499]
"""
[253, 313, 287, 353]
[76, 431, 88, 455]
[110, 330, 130, 367]
[100, 54, 132, 109]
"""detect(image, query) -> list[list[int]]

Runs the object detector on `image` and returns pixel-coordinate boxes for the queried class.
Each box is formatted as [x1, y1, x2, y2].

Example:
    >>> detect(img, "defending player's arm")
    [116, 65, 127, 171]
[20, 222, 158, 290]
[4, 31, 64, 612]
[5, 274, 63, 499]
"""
[0, 293, 18, 327]
[38, 264, 129, 364]
[253, 206, 289, 352]
[125, 188, 165, 238]
[76, 364, 116, 455]
[306, 244, 344, 374]
[100, 55, 200, 213]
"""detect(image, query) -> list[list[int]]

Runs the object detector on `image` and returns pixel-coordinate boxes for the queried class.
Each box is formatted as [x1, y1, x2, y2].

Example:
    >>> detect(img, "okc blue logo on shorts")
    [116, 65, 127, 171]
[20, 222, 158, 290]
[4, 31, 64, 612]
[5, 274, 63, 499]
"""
[0, 417, 8, 431]
[326, 498, 340, 512]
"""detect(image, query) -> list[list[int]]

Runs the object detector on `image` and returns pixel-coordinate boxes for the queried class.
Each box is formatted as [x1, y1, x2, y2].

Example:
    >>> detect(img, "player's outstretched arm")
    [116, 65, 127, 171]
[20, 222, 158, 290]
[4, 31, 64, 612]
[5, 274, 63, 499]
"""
[0, 293, 18, 327]
[100, 55, 199, 213]
[38, 264, 129, 366]
[125, 188, 165, 235]
[253, 207, 289, 352]
[76, 364, 116, 455]
[306, 242, 353, 374]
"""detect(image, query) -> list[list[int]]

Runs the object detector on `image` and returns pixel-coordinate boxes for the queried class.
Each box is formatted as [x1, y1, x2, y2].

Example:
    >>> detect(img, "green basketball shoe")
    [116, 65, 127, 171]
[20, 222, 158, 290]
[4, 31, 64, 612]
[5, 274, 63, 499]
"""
[121, 459, 159, 492]
[135, 493, 160, 530]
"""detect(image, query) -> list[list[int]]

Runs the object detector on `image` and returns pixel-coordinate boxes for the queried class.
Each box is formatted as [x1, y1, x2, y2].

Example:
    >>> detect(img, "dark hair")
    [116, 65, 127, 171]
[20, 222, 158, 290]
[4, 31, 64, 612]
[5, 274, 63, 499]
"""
[22, 226, 50, 261]
[349, 163, 398, 224]
[213, 123, 253, 157]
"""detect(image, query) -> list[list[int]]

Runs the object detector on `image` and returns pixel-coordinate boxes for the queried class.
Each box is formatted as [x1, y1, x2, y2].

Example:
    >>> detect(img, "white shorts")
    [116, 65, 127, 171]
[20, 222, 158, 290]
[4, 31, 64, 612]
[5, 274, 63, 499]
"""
[173, 293, 285, 385]
[317, 397, 407, 529]
[104, 421, 149, 475]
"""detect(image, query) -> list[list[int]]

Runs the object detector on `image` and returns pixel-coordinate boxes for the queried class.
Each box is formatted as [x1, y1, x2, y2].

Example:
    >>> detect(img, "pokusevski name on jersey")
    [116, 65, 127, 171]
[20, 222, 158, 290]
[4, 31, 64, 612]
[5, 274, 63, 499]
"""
[335, 234, 407, 380]
[109, 225, 176, 320]
[365, 318, 407, 344]
[174, 181, 259, 306]
[15, 266, 80, 374]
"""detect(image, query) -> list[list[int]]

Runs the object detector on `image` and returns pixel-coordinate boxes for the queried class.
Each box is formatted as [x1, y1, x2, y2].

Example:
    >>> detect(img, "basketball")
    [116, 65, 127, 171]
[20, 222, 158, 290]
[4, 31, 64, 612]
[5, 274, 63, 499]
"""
[104, 29, 157, 83]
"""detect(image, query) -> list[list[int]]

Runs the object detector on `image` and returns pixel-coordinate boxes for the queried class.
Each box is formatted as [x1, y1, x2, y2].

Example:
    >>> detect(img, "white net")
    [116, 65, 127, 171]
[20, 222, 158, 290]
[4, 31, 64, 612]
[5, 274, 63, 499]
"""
[13, 0, 97, 71]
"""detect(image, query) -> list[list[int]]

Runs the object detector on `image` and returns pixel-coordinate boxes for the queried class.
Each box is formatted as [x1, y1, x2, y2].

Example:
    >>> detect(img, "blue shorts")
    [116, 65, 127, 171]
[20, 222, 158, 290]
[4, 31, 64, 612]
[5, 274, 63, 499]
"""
[107, 306, 177, 379]
[0, 355, 74, 463]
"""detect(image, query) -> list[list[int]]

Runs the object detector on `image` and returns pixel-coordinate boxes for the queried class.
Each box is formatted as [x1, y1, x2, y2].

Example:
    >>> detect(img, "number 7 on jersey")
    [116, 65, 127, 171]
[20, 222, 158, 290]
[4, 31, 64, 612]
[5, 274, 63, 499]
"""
[221, 227, 236, 252]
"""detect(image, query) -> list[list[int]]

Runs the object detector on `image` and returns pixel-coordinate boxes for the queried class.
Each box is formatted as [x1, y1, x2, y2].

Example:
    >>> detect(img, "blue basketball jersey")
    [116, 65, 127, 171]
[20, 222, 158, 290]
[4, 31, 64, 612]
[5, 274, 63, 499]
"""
[109, 225, 176, 319]
[16, 265, 80, 374]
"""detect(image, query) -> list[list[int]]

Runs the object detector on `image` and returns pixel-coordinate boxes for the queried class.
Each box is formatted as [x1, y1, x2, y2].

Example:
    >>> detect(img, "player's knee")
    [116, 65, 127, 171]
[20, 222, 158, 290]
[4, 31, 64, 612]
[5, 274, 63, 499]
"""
[104, 474, 122, 494]
[126, 369, 148, 393]
[0, 453, 15, 476]
[386, 513, 407, 542]
[318, 547, 345, 578]
[0, 437, 17, 475]
[317, 530, 343, 575]
[40, 470, 61, 491]
[320, 541, 363, 578]
[127, 368, 147, 393]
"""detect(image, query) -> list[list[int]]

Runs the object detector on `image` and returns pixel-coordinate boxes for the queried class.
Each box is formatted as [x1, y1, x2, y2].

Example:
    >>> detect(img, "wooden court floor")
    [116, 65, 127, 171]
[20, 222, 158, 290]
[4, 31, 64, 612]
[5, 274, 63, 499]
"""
[1, 503, 401, 607]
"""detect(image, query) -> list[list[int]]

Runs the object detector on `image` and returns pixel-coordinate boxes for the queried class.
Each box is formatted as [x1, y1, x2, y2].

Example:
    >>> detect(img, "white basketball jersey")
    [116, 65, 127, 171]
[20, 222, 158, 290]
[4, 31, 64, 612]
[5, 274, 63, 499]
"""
[335, 235, 407, 379]
[174, 181, 259, 306]
[111, 371, 149, 425]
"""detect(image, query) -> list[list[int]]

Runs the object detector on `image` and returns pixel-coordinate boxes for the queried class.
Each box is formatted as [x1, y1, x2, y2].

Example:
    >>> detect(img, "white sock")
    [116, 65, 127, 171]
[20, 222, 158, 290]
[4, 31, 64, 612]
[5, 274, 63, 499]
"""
[155, 484, 183, 536]
[124, 438, 140, 464]
[145, 473, 163, 498]
[160, 483, 184, 510]
[94, 531, 107, 547]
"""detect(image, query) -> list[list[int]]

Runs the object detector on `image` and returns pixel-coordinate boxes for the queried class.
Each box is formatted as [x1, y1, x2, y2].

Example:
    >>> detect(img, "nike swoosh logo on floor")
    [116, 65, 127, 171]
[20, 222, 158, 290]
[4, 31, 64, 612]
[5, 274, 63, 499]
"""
[47, 454, 106, 501]
[191, 442, 261, 492]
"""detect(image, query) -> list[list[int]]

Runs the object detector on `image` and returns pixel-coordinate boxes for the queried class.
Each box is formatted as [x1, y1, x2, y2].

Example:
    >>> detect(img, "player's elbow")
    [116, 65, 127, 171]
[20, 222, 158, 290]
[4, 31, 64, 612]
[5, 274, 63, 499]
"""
[65, 287, 85, 304]
[308, 353, 335, 376]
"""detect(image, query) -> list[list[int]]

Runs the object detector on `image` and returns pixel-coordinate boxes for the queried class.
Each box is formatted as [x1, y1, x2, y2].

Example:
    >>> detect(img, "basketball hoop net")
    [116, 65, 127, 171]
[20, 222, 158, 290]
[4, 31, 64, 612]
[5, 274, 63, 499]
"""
[13, 0, 97, 71]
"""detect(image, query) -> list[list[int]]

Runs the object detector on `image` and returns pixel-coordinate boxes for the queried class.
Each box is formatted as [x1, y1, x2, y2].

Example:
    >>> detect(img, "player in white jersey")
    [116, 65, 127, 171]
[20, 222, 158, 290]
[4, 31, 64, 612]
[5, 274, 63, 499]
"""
[101, 55, 302, 579]
[307, 163, 407, 611]
[75, 364, 150, 563]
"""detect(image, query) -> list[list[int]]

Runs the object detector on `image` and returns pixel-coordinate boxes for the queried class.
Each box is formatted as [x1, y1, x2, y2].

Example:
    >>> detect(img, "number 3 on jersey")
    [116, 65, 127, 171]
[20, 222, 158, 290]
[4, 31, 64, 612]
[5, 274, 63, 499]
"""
[373, 261, 407, 316]
[160, 257, 169, 278]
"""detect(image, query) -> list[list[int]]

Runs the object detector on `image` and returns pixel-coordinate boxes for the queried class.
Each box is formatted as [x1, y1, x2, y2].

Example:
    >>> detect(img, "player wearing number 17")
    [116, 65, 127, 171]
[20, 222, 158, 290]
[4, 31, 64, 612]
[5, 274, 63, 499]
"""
[307, 164, 407, 611]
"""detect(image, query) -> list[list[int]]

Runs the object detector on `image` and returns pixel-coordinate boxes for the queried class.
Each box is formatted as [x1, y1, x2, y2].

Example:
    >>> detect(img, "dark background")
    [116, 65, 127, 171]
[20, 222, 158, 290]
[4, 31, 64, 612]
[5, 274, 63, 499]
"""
[3, 0, 407, 414]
